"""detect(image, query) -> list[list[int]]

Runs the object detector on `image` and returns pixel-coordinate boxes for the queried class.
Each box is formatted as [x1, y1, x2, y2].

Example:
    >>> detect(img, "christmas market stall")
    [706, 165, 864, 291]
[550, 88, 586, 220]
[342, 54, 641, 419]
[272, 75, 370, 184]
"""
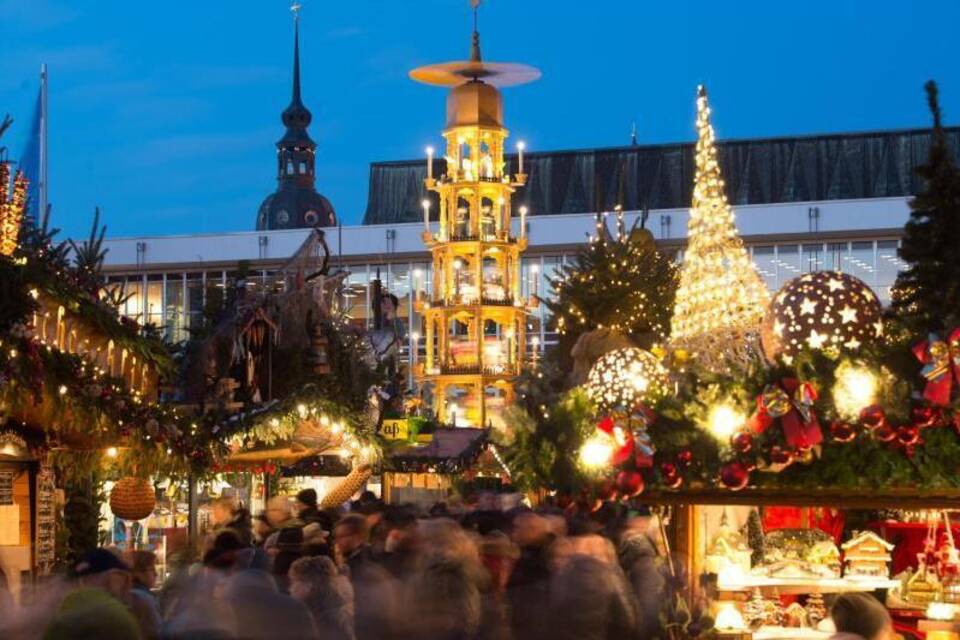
[503, 83, 960, 640]
[163, 227, 385, 538]
[0, 143, 201, 589]
[383, 426, 491, 507]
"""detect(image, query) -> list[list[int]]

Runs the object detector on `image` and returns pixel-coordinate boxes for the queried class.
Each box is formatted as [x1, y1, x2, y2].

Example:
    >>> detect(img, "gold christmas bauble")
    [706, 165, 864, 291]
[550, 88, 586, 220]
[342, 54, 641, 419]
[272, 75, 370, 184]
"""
[109, 477, 156, 521]
[584, 347, 667, 410]
[761, 271, 882, 363]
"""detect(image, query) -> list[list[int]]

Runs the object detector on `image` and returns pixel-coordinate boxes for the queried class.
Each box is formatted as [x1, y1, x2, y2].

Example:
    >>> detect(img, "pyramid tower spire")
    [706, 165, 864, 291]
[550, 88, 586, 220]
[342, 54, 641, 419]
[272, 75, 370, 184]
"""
[670, 85, 769, 373]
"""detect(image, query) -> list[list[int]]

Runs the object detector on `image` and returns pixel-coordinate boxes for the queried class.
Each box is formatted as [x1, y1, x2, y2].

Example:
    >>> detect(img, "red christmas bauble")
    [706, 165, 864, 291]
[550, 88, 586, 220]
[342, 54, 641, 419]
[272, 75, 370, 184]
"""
[830, 421, 856, 443]
[897, 425, 921, 447]
[676, 449, 694, 468]
[769, 446, 793, 466]
[912, 406, 941, 429]
[660, 462, 683, 489]
[859, 405, 887, 430]
[720, 461, 750, 491]
[616, 470, 645, 497]
[874, 424, 897, 443]
[732, 432, 753, 454]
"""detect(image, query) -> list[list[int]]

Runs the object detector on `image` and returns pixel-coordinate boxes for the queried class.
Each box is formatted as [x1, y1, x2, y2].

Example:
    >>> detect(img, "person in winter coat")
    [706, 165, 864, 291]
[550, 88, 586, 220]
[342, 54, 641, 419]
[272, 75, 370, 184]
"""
[296, 488, 335, 531]
[221, 569, 319, 640]
[549, 553, 639, 640]
[289, 555, 355, 640]
[617, 515, 664, 640]
[829, 593, 893, 640]
[211, 496, 254, 547]
[506, 511, 555, 640]
[335, 514, 399, 640]
[264, 496, 305, 582]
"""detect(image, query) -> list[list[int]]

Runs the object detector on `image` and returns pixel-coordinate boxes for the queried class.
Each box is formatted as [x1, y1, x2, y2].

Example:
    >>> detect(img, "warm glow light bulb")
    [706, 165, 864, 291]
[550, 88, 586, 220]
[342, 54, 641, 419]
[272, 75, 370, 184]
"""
[707, 403, 745, 440]
[714, 602, 747, 631]
[579, 434, 614, 470]
[833, 362, 877, 420]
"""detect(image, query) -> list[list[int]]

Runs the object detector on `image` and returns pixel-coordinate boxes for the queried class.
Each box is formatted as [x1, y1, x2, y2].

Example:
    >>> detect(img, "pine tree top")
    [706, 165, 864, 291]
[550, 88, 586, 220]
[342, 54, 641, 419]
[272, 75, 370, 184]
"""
[892, 80, 960, 333]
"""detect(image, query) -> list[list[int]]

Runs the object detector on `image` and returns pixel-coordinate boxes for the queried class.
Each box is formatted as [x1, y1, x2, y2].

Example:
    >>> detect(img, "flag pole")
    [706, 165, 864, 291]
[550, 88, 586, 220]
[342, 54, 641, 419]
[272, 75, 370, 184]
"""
[39, 63, 48, 218]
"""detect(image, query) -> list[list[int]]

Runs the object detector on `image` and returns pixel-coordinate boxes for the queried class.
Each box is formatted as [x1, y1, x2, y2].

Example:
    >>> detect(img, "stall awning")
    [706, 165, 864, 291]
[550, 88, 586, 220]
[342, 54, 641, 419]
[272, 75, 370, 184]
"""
[386, 427, 489, 474]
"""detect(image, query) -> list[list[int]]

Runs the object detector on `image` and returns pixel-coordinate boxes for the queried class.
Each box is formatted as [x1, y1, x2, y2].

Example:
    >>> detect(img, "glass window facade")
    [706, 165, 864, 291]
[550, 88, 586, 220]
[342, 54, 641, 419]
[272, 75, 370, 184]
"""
[105, 238, 903, 352]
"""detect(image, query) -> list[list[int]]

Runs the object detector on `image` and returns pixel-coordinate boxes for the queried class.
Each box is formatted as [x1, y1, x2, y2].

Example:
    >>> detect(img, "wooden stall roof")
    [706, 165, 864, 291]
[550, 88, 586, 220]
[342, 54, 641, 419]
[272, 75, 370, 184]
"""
[386, 427, 489, 470]
[640, 486, 960, 510]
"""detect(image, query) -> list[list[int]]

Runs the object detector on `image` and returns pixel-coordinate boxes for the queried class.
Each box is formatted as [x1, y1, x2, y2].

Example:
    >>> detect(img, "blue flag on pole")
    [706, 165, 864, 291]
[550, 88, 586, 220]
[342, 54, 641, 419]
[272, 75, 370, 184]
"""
[19, 88, 42, 225]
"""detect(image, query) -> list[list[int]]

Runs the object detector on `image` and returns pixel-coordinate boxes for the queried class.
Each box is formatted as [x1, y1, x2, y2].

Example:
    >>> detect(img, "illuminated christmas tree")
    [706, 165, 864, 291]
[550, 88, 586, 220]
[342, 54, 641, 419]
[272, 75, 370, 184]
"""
[670, 86, 769, 373]
[546, 213, 677, 376]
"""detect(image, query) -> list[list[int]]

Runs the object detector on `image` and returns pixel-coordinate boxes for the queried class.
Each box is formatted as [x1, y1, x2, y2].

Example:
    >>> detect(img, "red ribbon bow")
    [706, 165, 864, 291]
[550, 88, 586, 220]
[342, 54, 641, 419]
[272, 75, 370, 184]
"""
[597, 405, 656, 468]
[747, 378, 822, 449]
[913, 329, 960, 407]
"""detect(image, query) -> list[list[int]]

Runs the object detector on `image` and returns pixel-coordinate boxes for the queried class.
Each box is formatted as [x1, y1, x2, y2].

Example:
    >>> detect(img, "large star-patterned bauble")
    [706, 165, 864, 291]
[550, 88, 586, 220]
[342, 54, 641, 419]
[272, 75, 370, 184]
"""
[584, 347, 668, 411]
[760, 271, 883, 363]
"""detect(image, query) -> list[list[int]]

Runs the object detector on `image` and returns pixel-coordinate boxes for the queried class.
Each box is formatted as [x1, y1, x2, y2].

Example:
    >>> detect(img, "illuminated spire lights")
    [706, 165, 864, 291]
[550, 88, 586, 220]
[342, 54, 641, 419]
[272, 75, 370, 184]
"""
[670, 86, 769, 374]
[0, 162, 27, 257]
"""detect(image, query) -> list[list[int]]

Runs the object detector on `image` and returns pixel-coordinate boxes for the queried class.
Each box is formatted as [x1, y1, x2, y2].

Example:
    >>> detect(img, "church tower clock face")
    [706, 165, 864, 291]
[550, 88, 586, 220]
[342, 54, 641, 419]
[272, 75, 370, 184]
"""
[304, 210, 319, 226]
[277, 209, 290, 225]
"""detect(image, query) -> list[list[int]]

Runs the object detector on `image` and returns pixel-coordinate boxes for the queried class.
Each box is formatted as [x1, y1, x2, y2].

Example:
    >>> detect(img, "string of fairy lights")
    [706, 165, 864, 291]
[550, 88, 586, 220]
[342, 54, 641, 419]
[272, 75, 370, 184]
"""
[0, 163, 27, 258]
[552, 212, 675, 339]
[669, 86, 770, 374]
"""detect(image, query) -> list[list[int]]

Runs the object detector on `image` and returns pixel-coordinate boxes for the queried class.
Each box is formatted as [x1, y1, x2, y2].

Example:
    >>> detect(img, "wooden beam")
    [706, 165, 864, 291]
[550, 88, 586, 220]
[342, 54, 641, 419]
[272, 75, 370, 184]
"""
[641, 487, 960, 510]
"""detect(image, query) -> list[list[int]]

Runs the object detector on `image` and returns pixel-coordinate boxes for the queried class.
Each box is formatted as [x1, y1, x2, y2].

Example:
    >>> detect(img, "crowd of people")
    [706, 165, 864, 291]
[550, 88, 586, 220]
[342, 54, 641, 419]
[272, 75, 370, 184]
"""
[0, 489, 893, 640]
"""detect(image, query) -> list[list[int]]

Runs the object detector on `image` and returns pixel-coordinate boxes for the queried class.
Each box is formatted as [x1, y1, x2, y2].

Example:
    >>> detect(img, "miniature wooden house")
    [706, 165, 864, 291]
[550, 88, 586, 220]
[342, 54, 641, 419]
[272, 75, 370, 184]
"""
[841, 530, 894, 579]
[705, 511, 753, 576]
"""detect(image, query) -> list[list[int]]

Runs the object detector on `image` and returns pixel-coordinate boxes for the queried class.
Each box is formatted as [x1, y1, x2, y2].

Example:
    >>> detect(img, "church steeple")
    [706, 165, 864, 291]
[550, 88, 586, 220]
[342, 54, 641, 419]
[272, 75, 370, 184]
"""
[256, 3, 336, 231]
[280, 9, 313, 145]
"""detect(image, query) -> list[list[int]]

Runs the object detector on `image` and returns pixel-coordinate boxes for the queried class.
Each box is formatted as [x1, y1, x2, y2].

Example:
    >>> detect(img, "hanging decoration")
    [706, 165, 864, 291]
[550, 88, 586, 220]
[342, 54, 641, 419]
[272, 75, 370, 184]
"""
[669, 85, 770, 374]
[761, 271, 883, 364]
[109, 477, 156, 521]
[583, 347, 667, 411]
[913, 329, 960, 406]
[34, 460, 57, 575]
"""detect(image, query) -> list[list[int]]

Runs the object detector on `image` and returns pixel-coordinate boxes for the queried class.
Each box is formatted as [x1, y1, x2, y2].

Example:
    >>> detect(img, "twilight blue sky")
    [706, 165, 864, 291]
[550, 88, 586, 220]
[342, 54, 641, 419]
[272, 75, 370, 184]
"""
[1, 0, 959, 240]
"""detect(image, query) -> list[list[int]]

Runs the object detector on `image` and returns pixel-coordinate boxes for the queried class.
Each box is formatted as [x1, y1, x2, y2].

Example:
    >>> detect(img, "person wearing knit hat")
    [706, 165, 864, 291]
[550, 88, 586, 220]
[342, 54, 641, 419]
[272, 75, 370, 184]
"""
[50, 548, 161, 640]
[43, 587, 141, 640]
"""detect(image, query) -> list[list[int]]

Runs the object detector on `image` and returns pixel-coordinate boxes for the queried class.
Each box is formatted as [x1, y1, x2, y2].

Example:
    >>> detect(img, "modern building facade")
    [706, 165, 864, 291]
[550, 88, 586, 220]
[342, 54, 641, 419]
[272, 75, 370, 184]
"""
[100, 128, 926, 361]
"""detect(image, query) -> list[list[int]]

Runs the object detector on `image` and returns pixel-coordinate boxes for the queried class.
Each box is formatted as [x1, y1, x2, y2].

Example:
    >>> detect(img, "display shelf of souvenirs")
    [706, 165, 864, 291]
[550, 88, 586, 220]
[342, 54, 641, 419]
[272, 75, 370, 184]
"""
[888, 563, 944, 610]
[752, 627, 831, 640]
[706, 510, 753, 575]
[724, 589, 834, 639]
[718, 573, 900, 595]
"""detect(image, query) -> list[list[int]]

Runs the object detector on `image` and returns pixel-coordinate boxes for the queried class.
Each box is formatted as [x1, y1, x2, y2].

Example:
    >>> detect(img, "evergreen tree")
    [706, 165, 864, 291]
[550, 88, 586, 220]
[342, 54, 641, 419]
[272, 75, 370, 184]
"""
[746, 508, 766, 567]
[69, 207, 108, 295]
[893, 81, 960, 333]
[545, 214, 677, 372]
